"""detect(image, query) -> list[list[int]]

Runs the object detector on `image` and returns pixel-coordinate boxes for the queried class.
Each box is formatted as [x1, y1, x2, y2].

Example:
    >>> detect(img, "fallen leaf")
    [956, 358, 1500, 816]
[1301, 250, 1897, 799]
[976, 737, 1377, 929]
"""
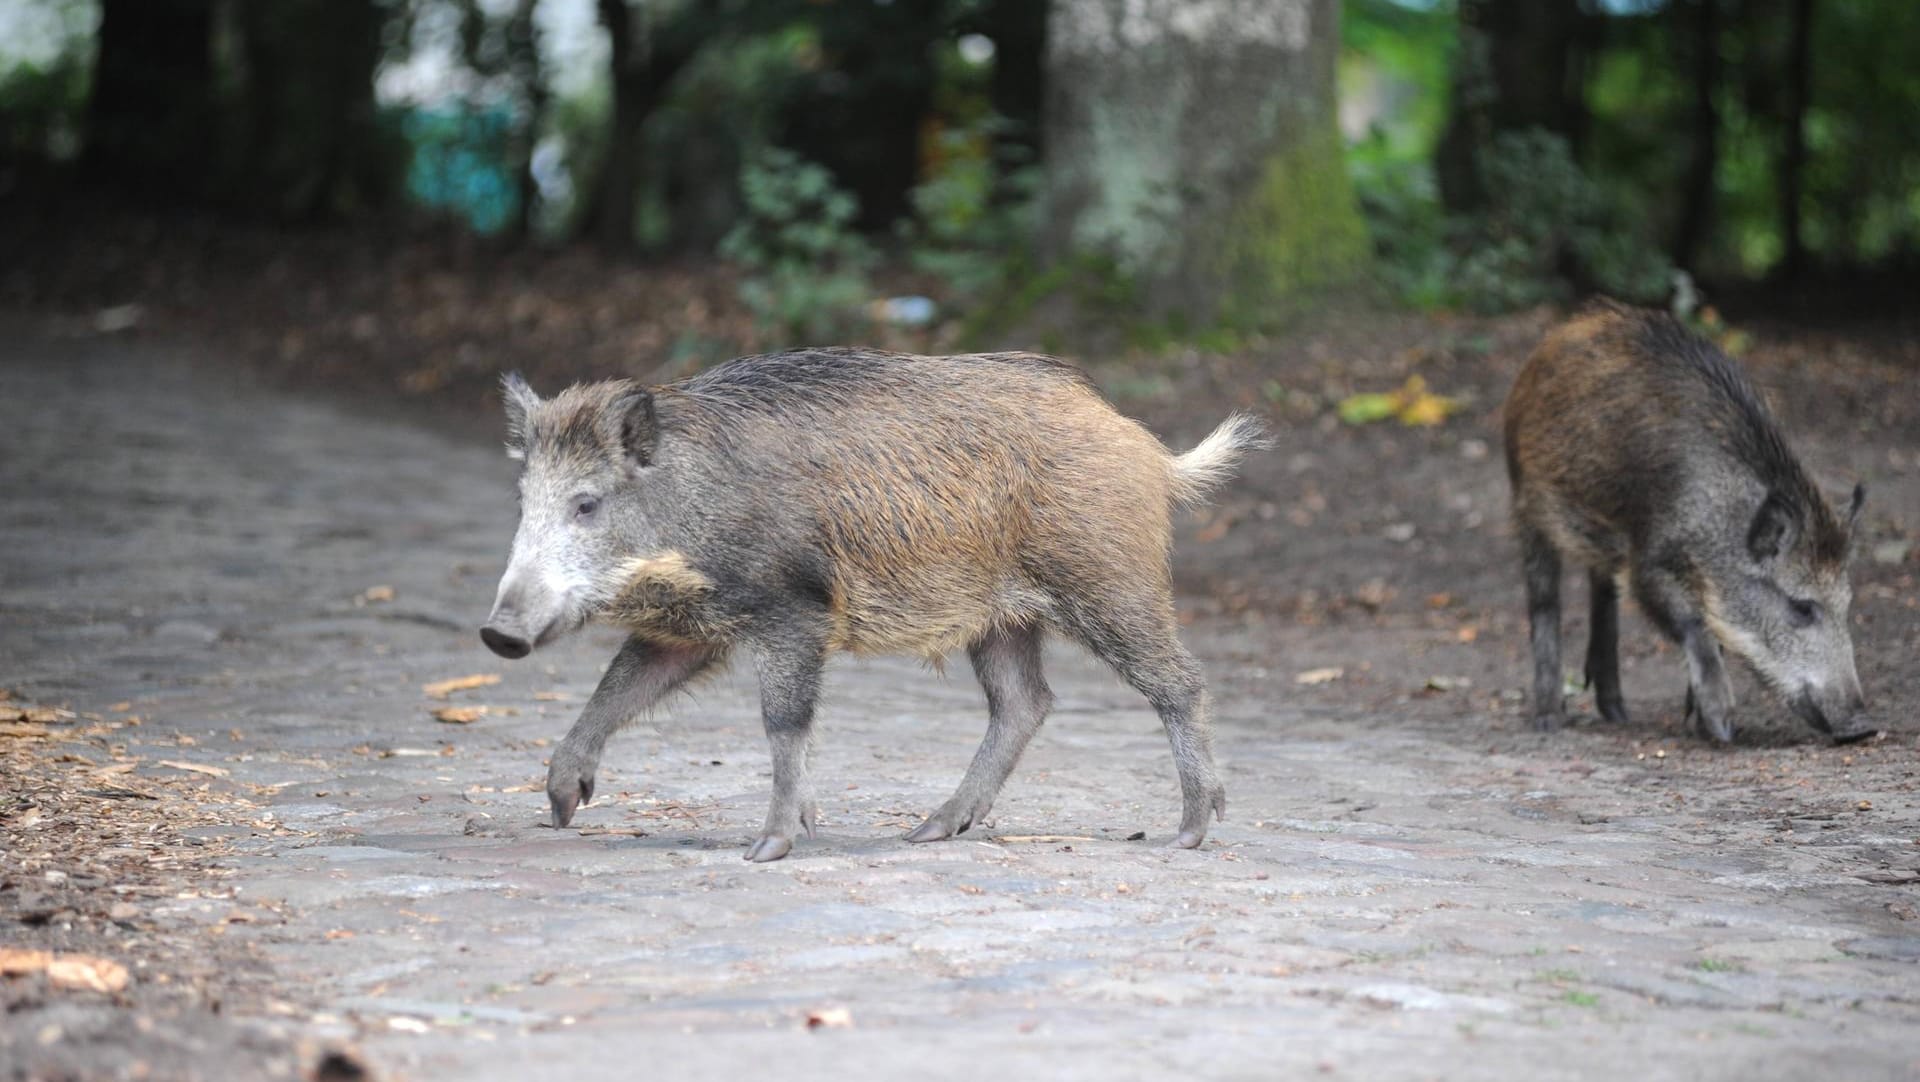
[1194, 516, 1233, 544]
[1336, 375, 1459, 428]
[157, 760, 230, 778]
[1295, 667, 1344, 686]
[360, 585, 395, 603]
[423, 674, 500, 699]
[805, 1007, 853, 1030]
[0, 949, 131, 994]
[0, 723, 50, 739]
[432, 707, 487, 725]
[531, 691, 572, 702]
[993, 834, 1095, 844]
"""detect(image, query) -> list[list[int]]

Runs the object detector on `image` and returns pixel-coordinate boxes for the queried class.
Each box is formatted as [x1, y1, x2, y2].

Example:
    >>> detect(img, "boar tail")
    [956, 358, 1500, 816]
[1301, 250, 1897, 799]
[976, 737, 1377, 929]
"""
[1169, 413, 1269, 506]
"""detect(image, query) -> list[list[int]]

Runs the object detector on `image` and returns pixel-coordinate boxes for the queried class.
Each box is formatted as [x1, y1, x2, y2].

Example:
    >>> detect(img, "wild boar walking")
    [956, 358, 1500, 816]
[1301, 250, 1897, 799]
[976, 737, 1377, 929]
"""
[480, 348, 1265, 861]
[1504, 301, 1869, 742]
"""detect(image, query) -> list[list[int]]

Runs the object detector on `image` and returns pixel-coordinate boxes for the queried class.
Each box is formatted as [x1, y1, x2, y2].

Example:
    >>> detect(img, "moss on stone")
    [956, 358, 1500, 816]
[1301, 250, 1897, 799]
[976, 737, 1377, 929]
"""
[1207, 124, 1371, 326]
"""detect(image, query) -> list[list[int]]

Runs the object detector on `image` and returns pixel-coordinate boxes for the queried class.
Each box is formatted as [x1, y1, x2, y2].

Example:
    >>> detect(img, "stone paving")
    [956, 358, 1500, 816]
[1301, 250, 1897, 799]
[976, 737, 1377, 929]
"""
[3, 333, 1918, 1080]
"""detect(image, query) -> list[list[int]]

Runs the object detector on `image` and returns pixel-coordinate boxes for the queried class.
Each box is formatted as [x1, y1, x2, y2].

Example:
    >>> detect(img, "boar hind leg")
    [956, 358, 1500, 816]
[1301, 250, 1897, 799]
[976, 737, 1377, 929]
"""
[1584, 570, 1630, 723]
[746, 630, 827, 863]
[1633, 566, 1736, 744]
[1520, 525, 1566, 730]
[907, 623, 1054, 843]
[548, 638, 724, 829]
[1060, 598, 1224, 849]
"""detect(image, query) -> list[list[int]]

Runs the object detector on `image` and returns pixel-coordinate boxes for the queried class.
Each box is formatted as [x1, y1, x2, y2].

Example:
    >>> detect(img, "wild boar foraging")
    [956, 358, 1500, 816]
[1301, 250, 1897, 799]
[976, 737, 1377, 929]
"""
[480, 348, 1265, 861]
[1503, 301, 1870, 743]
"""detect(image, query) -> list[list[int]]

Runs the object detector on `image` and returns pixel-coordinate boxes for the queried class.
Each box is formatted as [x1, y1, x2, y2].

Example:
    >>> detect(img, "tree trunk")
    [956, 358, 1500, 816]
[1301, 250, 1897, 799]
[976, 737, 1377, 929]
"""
[1673, 0, 1721, 269]
[1777, 0, 1814, 278]
[84, 0, 216, 202]
[1435, 0, 1589, 212]
[1041, 0, 1366, 323]
[583, 0, 707, 253]
[978, 0, 1047, 169]
[234, 0, 388, 220]
[777, 5, 949, 231]
[508, 0, 547, 242]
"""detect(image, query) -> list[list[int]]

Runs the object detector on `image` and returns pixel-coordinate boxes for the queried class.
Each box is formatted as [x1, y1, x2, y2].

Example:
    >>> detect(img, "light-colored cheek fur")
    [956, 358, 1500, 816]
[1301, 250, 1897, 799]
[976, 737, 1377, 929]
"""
[598, 551, 739, 644]
[1699, 581, 1773, 689]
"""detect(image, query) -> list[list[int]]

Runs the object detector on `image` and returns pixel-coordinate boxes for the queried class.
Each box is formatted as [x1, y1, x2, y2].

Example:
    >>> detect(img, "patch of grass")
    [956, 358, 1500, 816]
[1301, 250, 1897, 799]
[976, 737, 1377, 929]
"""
[1561, 990, 1600, 1008]
[1535, 968, 1582, 983]
[1693, 957, 1746, 974]
[1732, 1022, 1776, 1038]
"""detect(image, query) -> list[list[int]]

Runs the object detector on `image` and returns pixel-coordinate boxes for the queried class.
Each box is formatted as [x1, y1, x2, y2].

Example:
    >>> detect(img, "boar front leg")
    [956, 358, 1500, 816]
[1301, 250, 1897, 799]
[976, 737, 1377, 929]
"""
[1679, 624, 1737, 743]
[745, 628, 827, 863]
[1633, 563, 1736, 743]
[547, 638, 723, 828]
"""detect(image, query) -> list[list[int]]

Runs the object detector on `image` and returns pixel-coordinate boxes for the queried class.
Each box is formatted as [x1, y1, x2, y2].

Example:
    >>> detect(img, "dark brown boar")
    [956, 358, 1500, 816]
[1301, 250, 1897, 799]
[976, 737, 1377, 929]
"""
[1504, 300, 1869, 743]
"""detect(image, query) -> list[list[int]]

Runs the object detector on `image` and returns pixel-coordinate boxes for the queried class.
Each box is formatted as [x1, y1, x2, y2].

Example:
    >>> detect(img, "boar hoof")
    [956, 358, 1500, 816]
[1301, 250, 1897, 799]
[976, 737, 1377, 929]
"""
[1684, 687, 1736, 744]
[1595, 697, 1631, 724]
[904, 805, 978, 844]
[744, 834, 792, 863]
[1169, 830, 1206, 850]
[546, 771, 594, 829]
[1694, 713, 1735, 744]
[1530, 711, 1566, 732]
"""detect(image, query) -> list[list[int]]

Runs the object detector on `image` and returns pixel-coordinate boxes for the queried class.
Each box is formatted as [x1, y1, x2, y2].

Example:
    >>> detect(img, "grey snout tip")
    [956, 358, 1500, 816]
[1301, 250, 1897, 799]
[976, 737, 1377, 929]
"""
[480, 624, 533, 660]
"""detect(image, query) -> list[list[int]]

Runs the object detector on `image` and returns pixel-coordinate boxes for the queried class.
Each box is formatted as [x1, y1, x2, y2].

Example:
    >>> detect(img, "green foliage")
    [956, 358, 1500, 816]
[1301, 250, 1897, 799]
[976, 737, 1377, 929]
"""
[1459, 130, 1671, 310]
[1341, 0, 1456, 162]
[899, 118, 1041, 300]
[719, 146, 877, 344]
[0, 54, 89, 163]
[1354, 130, 1671, 313]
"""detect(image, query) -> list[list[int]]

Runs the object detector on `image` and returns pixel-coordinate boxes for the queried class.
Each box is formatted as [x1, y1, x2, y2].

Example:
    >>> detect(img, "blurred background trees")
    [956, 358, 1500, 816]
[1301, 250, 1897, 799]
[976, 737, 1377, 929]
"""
[3, 0, 1918, 342]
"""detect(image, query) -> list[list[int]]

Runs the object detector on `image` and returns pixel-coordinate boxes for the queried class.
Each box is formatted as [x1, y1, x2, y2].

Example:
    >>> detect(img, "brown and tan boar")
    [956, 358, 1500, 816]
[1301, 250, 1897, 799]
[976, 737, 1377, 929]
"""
[479, 348, 1266, 861]
[1503, 300, 1869, 743]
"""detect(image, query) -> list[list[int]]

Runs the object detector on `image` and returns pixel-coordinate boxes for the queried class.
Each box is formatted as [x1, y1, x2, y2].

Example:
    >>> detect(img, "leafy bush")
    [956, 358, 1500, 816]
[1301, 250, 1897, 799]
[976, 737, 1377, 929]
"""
[719, 146, 877, 344]
[1353, 129, 1672, 313]
[898, 119, 1041, 301]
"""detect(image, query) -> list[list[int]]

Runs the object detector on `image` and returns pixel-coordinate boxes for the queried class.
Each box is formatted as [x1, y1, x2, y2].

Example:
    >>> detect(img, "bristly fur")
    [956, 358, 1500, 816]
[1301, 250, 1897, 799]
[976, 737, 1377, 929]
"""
[1503, 298, 1867, 740]
[1612, 302, 1848, 563]
[1509, 298, 1848, 568]
[495, 346, 1262, 852]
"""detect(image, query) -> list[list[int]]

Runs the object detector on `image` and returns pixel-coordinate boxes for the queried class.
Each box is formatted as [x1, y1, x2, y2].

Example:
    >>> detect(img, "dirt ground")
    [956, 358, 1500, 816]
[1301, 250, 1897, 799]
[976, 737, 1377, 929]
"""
[1, 232, 1918, 1080]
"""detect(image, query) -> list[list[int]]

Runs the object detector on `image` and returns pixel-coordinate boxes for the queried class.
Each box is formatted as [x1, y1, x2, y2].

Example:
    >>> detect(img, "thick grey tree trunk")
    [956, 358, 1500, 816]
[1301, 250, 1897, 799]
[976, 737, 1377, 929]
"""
[1041, 0, 1365, 323]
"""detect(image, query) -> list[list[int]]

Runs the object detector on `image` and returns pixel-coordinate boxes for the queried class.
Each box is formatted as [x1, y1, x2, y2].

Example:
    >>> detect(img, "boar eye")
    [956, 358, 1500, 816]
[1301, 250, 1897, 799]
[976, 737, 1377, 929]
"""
[573, 496, 601, 521]
[1786, 598, 1819, 627]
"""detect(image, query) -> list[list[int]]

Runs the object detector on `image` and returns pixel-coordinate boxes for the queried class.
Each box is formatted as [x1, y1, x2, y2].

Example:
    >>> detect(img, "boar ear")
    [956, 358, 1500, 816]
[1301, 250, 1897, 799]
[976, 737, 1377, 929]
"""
[501, 372, 540, 460]
[1746, 491, 1797, 563]
[1847, 483, 1867, 530]
[615, 389, 658, 467]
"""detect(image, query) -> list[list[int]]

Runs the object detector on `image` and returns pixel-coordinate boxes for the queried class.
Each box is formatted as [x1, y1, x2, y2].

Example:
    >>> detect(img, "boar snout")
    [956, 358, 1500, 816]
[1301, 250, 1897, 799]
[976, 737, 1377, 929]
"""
[480, 622, 534, 660]
[1794, 681, 1874, 743]
[483, 567, 569, 659]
